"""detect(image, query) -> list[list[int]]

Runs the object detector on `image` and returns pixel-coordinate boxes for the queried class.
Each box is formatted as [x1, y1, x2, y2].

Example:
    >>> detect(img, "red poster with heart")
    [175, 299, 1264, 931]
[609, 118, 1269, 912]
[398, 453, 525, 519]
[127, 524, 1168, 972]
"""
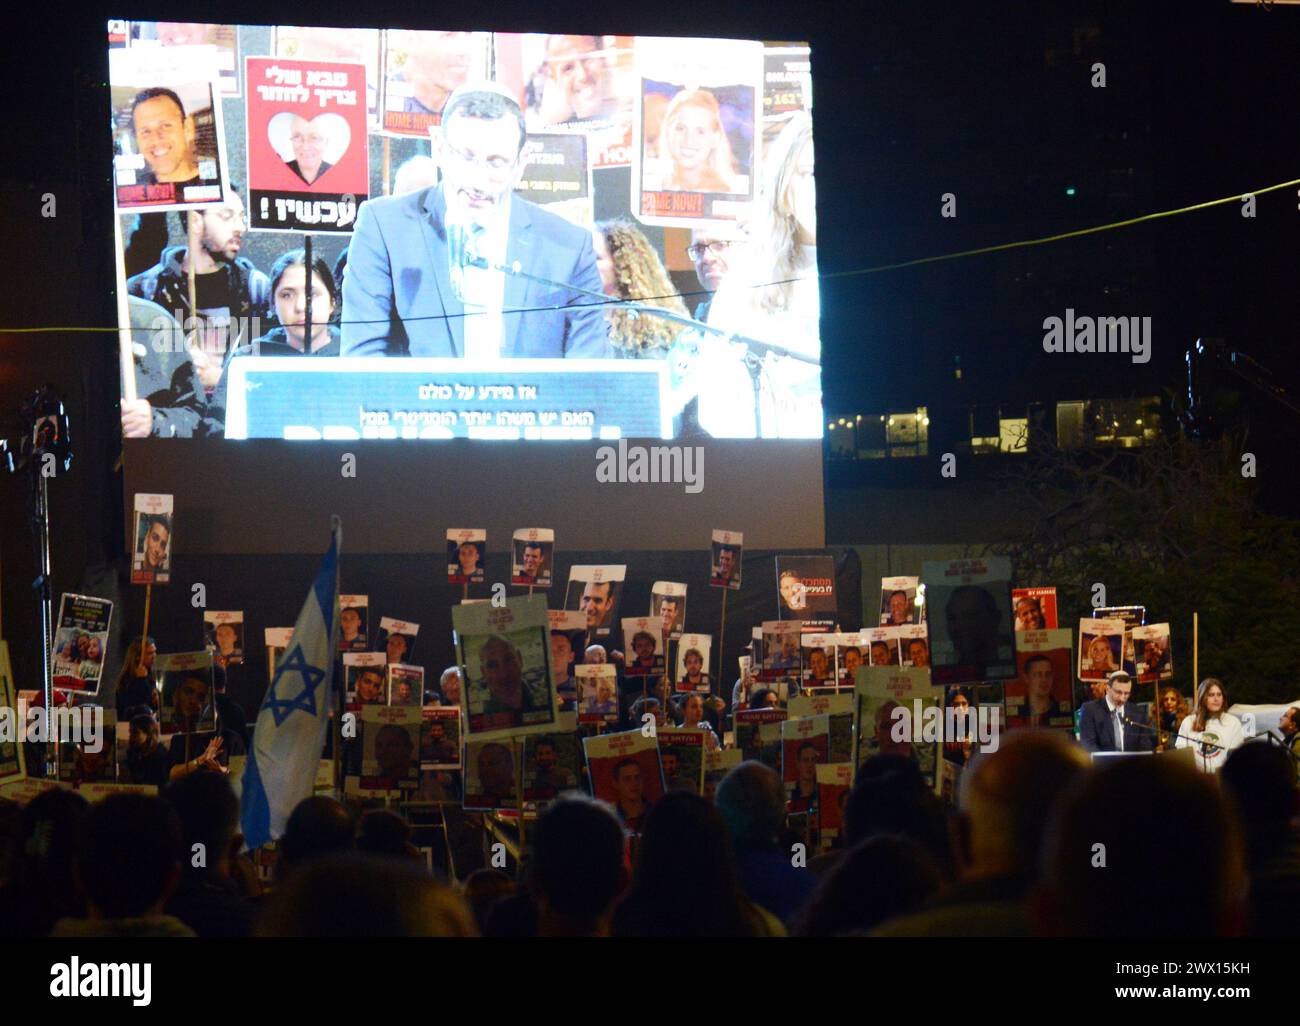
[245, 56, 369, 234]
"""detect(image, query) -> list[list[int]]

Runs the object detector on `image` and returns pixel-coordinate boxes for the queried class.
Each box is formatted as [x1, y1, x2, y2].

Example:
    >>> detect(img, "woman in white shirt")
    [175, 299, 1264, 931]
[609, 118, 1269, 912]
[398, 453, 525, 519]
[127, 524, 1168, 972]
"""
[699, 110, 820, 439]
[1175, 677, 1245, 773]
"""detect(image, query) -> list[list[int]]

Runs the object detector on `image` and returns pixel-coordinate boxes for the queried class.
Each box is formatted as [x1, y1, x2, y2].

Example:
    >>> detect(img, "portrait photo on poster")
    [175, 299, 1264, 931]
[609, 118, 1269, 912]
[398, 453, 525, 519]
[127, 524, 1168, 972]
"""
[446, 528, 487, 585]
[511, 528, 555, 588]
[710, 530, 744, 589]
[110, 44, 231, 211]
[564, 564, 626, 638]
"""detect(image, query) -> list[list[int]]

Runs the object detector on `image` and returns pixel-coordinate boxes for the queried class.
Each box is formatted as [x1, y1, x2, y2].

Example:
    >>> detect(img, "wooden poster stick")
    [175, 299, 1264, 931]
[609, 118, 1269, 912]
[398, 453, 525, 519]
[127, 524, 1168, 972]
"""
[114, 214, 137, 403]
[139, 583, 153, 673]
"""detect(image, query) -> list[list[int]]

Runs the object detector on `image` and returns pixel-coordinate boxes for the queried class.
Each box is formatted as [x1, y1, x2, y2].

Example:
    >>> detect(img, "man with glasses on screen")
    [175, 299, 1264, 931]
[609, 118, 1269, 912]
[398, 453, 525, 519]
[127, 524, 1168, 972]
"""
[687, 227, 745, 321]
[342, 83, 610, 360]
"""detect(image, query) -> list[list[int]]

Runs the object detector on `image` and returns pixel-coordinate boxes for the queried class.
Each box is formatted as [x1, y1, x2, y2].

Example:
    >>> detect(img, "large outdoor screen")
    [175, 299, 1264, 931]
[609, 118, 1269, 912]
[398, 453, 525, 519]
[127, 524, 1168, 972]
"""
[110, 22, 821, 442]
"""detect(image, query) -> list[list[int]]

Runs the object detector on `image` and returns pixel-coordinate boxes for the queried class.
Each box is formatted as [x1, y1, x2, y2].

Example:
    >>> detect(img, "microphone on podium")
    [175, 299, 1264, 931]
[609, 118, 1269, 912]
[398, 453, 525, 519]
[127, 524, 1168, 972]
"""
[447, 222, 468, 302]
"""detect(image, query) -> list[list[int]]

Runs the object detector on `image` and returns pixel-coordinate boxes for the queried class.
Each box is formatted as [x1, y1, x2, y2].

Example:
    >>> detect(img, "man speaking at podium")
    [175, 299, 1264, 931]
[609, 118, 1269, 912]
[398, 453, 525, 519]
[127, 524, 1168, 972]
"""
[342, 83, 611, 360]
[1079, 670, 1155, 754]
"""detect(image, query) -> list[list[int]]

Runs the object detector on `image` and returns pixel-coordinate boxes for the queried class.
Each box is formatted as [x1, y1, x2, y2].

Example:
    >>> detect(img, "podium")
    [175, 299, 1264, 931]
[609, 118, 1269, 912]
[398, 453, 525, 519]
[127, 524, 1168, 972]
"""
[224, 357, 672, 440]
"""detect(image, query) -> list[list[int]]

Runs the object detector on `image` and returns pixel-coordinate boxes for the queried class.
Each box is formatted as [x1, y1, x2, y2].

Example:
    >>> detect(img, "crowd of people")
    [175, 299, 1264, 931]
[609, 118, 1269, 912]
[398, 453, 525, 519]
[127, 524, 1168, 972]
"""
[4, 725, 1298, 938]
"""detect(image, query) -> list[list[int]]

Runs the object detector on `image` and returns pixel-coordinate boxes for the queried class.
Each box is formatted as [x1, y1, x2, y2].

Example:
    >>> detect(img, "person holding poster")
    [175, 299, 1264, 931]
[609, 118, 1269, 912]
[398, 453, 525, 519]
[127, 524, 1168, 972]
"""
[675, 693, 720, 751]
[341, 83, 611, 359]
[124, 190, 271, 381]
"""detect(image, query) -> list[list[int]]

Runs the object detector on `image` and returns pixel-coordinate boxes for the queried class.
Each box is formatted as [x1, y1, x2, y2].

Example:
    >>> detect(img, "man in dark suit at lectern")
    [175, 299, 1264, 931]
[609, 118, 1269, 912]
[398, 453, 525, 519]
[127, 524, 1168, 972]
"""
[1079, 670, 1154, 753]
[341, 84, 610, 360]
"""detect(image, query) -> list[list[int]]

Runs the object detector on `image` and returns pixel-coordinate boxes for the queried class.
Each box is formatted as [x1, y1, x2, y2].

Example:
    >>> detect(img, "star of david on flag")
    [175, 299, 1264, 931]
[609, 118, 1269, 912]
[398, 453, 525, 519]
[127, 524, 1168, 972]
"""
[241, 519, 341, 851]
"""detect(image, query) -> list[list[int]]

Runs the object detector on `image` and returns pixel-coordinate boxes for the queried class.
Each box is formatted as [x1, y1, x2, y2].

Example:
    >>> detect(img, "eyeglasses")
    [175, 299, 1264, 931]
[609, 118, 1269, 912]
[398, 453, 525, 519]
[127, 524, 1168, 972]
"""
[686, 240, 734, 260]
[445, 144, 516, 175]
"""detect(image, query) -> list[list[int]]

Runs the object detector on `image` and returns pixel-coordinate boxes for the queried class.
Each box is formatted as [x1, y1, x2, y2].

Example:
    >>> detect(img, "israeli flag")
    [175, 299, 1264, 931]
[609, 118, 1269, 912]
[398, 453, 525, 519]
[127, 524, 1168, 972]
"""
[241, 520, 340, 851]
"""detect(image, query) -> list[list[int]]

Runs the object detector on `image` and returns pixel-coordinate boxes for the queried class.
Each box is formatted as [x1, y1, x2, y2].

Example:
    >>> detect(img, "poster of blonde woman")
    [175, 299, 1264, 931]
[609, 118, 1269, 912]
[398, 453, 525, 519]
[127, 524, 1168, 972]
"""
[633, 36, 760, 226]
[1078, 618, 1126, 681]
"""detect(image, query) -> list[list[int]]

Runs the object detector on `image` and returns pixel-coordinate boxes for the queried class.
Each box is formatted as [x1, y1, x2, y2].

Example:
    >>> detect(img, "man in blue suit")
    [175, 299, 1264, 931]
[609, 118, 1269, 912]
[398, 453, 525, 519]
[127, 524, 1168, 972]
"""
[342, 84, 611, 360]
[1079, 670, 1155, 753]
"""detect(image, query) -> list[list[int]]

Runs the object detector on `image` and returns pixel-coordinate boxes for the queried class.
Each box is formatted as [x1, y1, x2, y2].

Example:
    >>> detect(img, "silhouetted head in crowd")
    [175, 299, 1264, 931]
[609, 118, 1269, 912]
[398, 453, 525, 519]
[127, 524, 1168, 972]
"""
[844, 755, 952, 875]
[955, 730, 1090, 883]
[0, 789, 88, 934]
[79, 794, 184, 919]
[356, 809, 419, 861]
[714, 761, 785, 852]
[276, 796, 354, 882]
[747, 687, 779, 710]
[165, 771, 240, 878]
[615, 791, 756, 937]
[0, 797, 20, 889]
[462, 868, 517, 933]
[530, 795, 627, 936]
[1034, 755, 1246, 937]
[794, 836, 942, 937]
[1220, 742, 1299, 838]
[257, 853, 476, 937]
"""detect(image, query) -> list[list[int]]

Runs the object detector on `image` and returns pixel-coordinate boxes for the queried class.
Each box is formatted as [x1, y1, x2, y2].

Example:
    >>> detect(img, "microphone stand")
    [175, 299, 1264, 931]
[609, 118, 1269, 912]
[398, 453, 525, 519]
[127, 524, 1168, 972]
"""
[1262, 730, 1300, 765]
[1132, 715, 1233, 772]
[472, 254, 819, 438]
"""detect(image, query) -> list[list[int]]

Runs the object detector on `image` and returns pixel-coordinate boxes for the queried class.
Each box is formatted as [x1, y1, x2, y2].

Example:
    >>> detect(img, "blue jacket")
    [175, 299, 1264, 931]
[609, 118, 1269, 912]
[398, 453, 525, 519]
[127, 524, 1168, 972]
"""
[341, 184, 611, 359]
